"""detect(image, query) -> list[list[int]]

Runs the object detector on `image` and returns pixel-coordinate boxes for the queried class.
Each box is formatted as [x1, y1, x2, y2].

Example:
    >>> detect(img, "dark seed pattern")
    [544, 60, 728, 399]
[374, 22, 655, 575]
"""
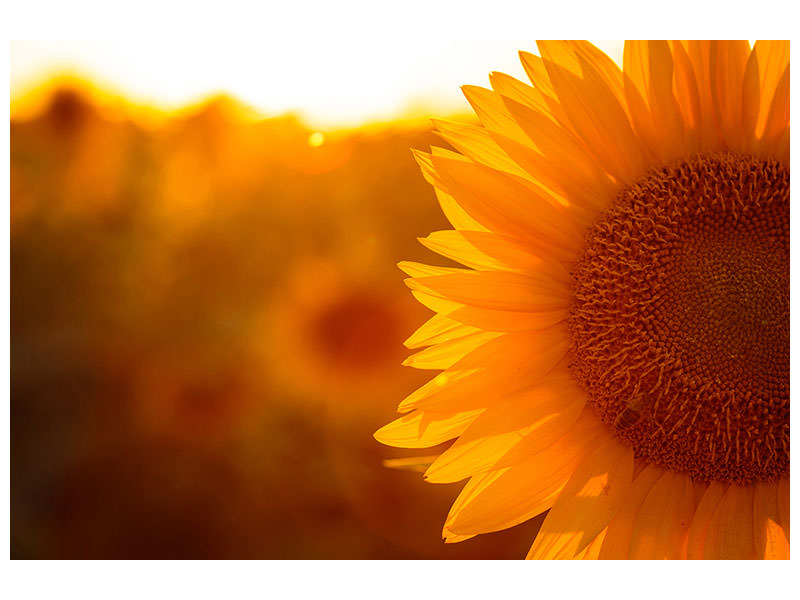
[568, 153, 789, 484]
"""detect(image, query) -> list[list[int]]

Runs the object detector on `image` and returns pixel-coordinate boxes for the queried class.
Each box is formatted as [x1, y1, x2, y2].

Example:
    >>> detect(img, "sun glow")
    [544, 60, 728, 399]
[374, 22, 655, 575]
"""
[308, 132, 325, 147]
[10, 40, 624, 128]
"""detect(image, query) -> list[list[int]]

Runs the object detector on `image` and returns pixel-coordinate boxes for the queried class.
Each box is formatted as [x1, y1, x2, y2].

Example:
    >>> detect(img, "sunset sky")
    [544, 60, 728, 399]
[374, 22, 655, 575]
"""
[10, 40, 624, 128]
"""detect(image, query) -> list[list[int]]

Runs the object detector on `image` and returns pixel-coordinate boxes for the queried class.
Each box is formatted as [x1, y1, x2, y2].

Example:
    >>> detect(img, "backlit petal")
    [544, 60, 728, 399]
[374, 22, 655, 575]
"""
[528, 433, 634, 559]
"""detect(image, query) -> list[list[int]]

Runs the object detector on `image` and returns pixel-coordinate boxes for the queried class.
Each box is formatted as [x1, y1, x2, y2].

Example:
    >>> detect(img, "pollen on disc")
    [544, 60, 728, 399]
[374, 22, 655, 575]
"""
[567, 153, 789, 485]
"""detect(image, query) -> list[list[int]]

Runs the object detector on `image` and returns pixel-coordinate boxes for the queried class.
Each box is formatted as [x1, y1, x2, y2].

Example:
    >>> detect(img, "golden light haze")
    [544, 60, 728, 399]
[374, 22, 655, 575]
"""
[11, 40, 624, 128]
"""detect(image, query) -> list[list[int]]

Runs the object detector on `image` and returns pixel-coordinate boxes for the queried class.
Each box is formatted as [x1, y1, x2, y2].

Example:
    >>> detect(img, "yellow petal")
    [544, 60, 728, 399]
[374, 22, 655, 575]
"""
[399, 327, 569, 412]
[518, 50, 556, 97]
[776, 476, 789, 539]
[669, 40, 702, 149]
[442, 530, 476, 543]
[753, 40, 789, 137]
[489, 70, 555, 119]
[623, 40, 685, 165]
[408, 289, 461, 316]
[430, 153, 585, 258]
[398, 367, 480, 412]
[446, 409, 606, 536]
[419, 230, 572, 283]
[480, 371, 593, 470]
[753, 480, 790, 559]
[412, 146, 438, 187]
[623, 40, 661, 154]
[405, 269, 571, 313]
[773, 126, 789, 165]
[516, 49, 572, 128]
[411, 289, 568, 332]
[686, 481, 727, 559]
[397, 261, 464, 278]
[702, 484, 756, 559]
[438, 96, 607, 226]
[402, 330, 502, 370]
[424, 372, 586, 483]
[498, 95, 616, 213]
[709, 40, 750, 150]
[374, 408, 482, 448]
[403, 313, 481, 349]
[433, 118, 530, 179]
[572, 527, 607, 560]
[566, 41, 626, 105]
[538, 40, 645, 183]
[461, 84, 531, 145]
[759, 66, 789, 156]
[450, 325, 567, 371]
[598, 463, 665, 559]
[686, 40, 722, 151]
[445, 302, 568, 332]
[627, 470, 696, 559]
[528, 433, 634, 559]
[412, 149, 488, 232]
[643, 41, 684, 143]
[432, 186, 488, 232]
[382, 454, 439, 473]
[741, 49, 761, 151]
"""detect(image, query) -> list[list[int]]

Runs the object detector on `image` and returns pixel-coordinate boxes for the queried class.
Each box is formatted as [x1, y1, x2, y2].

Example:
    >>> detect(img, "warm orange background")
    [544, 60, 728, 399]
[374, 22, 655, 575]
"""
[10, 86, 545, 558]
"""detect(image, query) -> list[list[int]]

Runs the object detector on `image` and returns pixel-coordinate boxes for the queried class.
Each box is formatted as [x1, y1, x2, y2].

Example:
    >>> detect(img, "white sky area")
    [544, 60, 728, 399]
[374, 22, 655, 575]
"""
[10, 40, 624, 129]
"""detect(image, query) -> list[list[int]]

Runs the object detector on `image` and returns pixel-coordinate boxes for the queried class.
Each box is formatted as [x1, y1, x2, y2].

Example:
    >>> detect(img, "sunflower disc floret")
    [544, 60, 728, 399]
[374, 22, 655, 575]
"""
[376, 40, 790, 560]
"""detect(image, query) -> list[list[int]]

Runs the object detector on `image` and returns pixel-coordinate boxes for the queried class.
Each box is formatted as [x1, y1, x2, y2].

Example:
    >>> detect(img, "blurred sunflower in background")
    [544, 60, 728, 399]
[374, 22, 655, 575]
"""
[377, 40, 789, 559]
[11, 85, 543, 558]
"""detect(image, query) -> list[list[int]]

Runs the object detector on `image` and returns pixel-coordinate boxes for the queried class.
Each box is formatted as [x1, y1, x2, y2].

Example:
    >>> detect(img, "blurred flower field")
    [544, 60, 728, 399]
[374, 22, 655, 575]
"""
[10, 87, 543, 558]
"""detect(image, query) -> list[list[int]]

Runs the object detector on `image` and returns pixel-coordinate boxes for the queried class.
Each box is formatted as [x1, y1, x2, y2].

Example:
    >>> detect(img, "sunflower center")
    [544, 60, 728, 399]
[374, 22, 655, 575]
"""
[568, 153, 788, 484]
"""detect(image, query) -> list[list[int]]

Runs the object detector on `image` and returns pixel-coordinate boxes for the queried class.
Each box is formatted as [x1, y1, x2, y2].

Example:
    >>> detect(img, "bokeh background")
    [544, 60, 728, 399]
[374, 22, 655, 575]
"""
[9, 39, 626, 559]
[9, 76, 557, 558]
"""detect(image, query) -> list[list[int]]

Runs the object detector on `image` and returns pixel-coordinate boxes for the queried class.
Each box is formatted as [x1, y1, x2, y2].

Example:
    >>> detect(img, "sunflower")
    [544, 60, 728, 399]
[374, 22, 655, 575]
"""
[375, 41, 789, 559]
